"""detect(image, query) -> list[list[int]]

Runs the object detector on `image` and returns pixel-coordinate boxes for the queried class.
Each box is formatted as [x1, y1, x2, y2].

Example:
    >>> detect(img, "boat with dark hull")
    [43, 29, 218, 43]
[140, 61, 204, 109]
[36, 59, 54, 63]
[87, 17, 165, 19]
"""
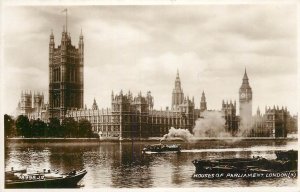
[5, 168, 87, 188]
[142, 144, 181, 154]
[275, 150, 297, 161]
[192, 150, 297, 179]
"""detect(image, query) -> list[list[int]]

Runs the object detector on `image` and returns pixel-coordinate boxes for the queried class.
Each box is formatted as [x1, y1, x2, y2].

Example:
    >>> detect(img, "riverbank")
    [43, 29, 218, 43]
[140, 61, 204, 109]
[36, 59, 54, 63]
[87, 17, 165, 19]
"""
[5, 136, 298, 143]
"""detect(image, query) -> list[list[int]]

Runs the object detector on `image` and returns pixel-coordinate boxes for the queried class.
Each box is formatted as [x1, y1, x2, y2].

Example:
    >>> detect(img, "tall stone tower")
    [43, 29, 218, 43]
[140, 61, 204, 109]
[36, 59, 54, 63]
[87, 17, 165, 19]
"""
[200, 91, 207, 112]
[49, 23, 84, 120]
[20, 91, 33, 115]
[172, 70, 184, 108]
[146, 91, 154, 110]
[33, 92, 44, 112]
[239, 68, 252, 130]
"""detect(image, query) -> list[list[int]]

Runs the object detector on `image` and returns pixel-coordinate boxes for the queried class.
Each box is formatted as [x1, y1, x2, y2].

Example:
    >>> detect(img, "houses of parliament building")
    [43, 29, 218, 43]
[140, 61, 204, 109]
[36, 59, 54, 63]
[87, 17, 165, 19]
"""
[66, 71, 201, 138]
[16, 20, 296, 139]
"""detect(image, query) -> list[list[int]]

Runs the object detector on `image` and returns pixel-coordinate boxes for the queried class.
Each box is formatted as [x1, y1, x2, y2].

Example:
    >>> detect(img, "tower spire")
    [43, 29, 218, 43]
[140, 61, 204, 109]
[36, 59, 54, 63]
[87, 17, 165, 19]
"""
[175, 69, 181, 88]
[243, 67, 248, 80]
[241, 68, 250, 89]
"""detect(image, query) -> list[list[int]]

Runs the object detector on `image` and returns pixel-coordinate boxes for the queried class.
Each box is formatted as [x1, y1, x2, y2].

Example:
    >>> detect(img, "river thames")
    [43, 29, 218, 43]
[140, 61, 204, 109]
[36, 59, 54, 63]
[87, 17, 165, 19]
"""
[5, 139, 298, 188]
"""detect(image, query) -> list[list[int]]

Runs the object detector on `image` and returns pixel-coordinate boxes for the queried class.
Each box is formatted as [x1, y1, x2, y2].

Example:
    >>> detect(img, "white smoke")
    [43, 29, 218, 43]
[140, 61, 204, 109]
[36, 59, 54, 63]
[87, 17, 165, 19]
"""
[160, 111, 231, 142]
[161, 127, 194, 142]
[238, 102, 253, 137]
[193, 111, 231, 137]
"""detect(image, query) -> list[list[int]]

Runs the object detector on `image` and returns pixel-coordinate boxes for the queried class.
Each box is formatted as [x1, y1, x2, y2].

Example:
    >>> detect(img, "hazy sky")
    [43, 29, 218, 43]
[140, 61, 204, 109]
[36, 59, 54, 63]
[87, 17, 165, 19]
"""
[1, 4, 298, 116]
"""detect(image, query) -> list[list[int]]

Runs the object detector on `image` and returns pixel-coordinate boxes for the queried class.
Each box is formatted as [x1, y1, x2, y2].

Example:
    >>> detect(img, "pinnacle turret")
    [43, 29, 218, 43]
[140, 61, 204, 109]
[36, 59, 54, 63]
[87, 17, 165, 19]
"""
[201, 91, 206, 102]
[50, 29, 54, 38]
[200, 90, 207, 112]
[92, 98, 98, 110]
[172, 70, 184, 107]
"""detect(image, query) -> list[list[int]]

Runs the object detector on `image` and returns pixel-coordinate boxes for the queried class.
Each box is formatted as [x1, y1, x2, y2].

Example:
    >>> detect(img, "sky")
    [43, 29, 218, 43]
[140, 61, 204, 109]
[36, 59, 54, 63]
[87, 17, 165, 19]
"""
[1, 3, 298, 116]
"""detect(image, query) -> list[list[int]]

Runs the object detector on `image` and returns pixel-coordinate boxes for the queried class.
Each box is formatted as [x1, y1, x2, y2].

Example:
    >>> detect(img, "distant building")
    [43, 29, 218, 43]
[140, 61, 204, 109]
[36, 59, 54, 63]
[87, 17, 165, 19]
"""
[263, 106, 288, 138]
[249, 107, 269, 137]
[287, 114, 298, 134]
[200, 91, 207, 112]
[250, 106, 290, 138]
[222, 100, 238, 135]
[18, 91, 33, 115]
[66, 72, 200, 139]
[17, 91, 49, 121]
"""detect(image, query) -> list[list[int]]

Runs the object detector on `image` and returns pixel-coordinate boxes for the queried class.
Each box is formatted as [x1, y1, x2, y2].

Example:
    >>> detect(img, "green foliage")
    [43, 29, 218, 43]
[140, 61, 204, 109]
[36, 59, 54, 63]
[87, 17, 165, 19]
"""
[61, 117, 78, 138]
[7, 115, 96, 138]
[31, 119, 48, 137]
[4, 114, 15, 137]
[78, 119, 94, 138]
[15, 115, 31, 137]
[48, 117, 61, 137]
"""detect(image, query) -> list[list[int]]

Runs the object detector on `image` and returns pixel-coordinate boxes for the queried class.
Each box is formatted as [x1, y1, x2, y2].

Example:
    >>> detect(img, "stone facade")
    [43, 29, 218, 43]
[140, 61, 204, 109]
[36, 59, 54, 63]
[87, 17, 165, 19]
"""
[263, 106, 288, 138]
[17, 91, 49, 121]
[66, 73, 200, 139]
[222, 100, 238, 135]
[48, 28, 84, 120]
[248, 106, 290, 138]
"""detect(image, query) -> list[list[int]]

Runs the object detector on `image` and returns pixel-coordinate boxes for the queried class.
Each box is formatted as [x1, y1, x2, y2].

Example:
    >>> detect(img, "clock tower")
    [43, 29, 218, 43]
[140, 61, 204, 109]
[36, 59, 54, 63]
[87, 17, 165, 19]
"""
[239, 68, 252, 130]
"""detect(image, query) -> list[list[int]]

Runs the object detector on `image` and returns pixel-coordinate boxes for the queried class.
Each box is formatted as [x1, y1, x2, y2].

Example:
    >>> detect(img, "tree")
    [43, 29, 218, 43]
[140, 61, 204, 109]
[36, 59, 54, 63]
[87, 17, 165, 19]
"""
[4, 114, 15, 137]
[61, 117, 78, 137]
[31, 119, 48, 137]
[78, 119, 94, 138]
[15, 115, 31, 137]
[48, 117, 61, 137]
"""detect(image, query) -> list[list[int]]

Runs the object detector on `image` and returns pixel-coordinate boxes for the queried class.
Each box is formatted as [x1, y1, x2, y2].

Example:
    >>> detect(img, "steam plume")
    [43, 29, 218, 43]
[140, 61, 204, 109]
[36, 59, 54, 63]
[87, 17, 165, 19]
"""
[193, 111, 230, 137]
[160, 110, 231, 142]
[161, 127, 194, 142]
[238, 102, 253, 137]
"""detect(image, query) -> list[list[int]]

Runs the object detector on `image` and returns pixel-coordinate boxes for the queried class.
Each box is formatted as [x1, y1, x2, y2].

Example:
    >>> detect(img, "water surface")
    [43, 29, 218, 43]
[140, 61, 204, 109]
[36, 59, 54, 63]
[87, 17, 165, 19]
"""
[5, 139, 298, 188]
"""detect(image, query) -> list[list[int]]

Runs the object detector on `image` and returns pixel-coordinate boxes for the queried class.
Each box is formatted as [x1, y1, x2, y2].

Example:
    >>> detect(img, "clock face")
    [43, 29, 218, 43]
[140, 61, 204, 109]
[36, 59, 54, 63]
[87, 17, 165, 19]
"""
[240, 93, 246, 98]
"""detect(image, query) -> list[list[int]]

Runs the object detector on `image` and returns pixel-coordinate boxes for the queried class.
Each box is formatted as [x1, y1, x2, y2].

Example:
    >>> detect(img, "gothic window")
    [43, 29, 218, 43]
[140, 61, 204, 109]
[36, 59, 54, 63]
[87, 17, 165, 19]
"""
[54, 69, 56, 82]
[59, 68, 61, 81]
[52, 69, 55, 82]
[55, 69, 57, 82]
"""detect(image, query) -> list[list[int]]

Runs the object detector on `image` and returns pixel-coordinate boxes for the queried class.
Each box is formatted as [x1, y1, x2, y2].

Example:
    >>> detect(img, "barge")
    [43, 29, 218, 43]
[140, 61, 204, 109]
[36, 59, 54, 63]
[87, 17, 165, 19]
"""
[5, 168, 87, 188]
[192, 150, 297, 179]
[142, 144, 181, 154]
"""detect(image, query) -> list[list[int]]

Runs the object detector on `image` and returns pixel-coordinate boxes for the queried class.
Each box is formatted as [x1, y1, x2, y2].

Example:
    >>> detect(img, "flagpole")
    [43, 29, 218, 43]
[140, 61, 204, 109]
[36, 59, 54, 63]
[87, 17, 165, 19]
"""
[66, 9, 68, 33]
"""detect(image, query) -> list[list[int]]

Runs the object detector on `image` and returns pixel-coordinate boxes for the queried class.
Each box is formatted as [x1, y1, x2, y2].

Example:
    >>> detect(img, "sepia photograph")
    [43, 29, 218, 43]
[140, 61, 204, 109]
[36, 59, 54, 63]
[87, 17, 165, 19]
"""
[1, 0, 299, 191]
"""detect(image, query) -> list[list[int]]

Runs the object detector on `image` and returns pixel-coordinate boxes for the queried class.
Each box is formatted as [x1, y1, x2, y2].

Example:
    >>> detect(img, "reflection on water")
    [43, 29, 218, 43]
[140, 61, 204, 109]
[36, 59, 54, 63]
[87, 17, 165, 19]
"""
[5, 140, 298, 188]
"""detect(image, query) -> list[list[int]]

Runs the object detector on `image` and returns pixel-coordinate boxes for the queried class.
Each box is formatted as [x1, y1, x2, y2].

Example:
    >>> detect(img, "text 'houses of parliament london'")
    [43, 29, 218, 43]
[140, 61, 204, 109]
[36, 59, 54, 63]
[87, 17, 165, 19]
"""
[16, 15, 297, 139]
